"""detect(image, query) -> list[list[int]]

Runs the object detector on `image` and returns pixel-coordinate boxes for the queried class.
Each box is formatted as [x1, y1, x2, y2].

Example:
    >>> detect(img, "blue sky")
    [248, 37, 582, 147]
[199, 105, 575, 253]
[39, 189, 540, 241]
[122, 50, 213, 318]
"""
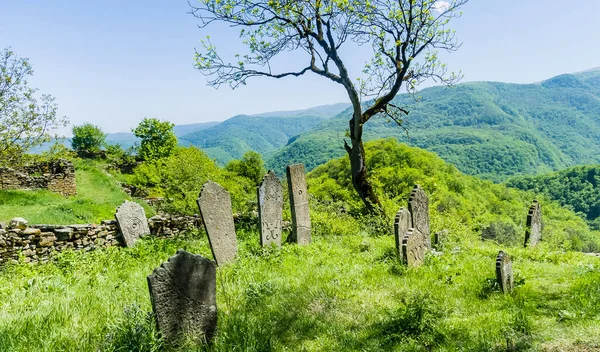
[1, 1, 599, 134]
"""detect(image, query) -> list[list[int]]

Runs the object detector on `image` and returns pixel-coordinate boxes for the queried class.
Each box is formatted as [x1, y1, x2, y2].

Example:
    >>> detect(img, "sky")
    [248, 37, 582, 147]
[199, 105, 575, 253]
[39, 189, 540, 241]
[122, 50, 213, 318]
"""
[1, 0, 599, 134]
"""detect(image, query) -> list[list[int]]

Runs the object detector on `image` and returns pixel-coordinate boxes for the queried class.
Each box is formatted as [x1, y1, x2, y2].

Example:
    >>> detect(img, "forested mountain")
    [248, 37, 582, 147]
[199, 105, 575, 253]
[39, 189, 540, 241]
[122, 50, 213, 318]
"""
[267, 69, 600, 181]
[507, 164, 600, 229]
[179, 103, 350, 164]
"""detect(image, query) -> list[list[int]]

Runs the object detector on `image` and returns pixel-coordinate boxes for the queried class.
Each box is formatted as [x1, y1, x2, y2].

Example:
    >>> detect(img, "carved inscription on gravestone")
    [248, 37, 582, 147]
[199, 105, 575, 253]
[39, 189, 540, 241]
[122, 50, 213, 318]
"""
[114, 200, 150, 247]
[408, 184, 431, 249]
[258, 171, 283, 247]
[394, 207, 412, 261]
[402, 228, 426, 267]
[525, 200, 542, 247]
[197, 181, 238, 266]
[147, 250, 217, 346]
[286, 164, 311, 245]
[495, 251, 514, 294]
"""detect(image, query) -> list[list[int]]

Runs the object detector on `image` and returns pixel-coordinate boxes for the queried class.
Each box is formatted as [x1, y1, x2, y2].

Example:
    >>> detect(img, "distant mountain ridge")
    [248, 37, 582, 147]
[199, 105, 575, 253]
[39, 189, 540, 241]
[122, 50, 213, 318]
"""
[266, 68, 600, 181]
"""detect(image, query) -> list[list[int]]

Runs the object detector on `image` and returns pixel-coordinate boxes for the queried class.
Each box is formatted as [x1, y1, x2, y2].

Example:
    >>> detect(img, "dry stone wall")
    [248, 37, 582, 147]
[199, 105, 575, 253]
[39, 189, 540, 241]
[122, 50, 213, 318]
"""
[0, 214, 201, 264]
[0, 159, 76, 196]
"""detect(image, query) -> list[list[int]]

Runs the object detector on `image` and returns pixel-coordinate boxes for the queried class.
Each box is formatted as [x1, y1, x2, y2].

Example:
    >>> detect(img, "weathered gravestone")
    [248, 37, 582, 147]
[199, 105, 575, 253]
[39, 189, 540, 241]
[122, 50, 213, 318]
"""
[402, 228, 426, 267]
[495, 251, 514, 294]
[524, 200, 542, 248]
[114, 200, 150, 247]
[434, 230, 449, 250]
[147, 249, 217, 346]
[408, 184, 431, 249]
[258, 171, 284, 247]
[197, 181, 238, 266]
[394, 208, 412, 261]
[286, 164, 311, 245]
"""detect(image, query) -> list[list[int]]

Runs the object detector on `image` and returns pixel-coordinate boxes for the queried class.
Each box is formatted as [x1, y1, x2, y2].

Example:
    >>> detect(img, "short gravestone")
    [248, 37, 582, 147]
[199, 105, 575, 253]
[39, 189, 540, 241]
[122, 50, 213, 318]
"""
[286, 164, 311, 245]
[147, 250, 217, 346]
[394, 208, 412, 261]
[495, 251, 514, 294]
[402, 228, 426, 267]
[114, 201, 150, 247]
[258, 171, 284, 247]
[408, 184, 431, 249]
[524, 200, 542, 247]
[197, 181, 238, 266]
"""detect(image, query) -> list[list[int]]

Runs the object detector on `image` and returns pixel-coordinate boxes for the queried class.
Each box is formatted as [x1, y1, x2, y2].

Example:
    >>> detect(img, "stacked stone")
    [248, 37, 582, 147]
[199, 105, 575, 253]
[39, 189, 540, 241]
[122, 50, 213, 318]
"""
[0, 159, 77, 196]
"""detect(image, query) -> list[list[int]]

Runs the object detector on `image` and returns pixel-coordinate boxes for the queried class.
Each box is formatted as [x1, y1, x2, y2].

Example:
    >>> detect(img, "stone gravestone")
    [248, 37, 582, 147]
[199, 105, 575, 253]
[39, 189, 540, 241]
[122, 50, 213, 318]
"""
[524, 200, 542, 247]
[114, 200, 150, 247]
[402, 228, 426, 267]
[408, 184, 431, 249]
[147, 249, 217, 346]
[258, 171, 284, 247]
[197, 181, 238, 266]
[394, 208, 412, 261]
[434, 230, 449, 250]
[495, 251, 514, 294]
[286, 164, 311, 245]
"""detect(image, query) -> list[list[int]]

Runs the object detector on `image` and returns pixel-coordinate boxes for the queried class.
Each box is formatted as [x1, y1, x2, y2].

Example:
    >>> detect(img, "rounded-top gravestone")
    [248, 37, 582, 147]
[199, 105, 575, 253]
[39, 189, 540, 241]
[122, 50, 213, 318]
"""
[114, 201, 150, 247]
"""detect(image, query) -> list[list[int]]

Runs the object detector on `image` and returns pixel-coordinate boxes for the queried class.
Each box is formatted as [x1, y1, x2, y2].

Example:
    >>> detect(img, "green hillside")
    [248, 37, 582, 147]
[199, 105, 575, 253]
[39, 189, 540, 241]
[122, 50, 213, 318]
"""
[179, 103, 350, 165]
[2, 140, 600, 351]
[268, 69, 600, 182]
[508, 164, 600, 229]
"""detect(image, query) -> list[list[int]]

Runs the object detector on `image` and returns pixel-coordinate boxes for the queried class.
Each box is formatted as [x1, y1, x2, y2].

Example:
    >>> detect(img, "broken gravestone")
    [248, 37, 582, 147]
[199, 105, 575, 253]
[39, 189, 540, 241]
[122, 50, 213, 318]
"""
[408, 184, 431, 249]
[495, 251, 514, 294]
[402, 228, 426, 267]
[524, 200, 542, 247]
[258, 171, 284, 247]
[394, 208, 412, 261]
[286, 164, 311, 245]
[147, 249, 217, 346]
[114, 201, 150, 247]
[197, 181, 238, 266]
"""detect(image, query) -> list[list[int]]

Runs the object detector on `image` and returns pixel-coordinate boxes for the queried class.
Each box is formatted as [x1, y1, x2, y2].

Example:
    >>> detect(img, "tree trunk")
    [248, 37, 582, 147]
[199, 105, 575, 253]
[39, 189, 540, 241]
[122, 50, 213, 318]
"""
[347, 110, 381, 213]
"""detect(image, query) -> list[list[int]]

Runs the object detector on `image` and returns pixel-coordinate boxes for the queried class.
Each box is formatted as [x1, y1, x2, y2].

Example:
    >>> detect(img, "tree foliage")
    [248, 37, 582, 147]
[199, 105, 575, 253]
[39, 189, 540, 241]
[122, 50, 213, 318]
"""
[225, 150, 266, 185]
[132, 117, 177, 162]
[0, 47, 67, 166]
[191, 0, 467, 211]
[71, 123, 106, 155]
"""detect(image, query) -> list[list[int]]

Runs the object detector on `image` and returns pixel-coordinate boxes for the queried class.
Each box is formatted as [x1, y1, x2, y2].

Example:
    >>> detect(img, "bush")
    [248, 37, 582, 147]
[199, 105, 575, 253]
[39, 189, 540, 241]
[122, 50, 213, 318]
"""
[225, 150, 266, 186]
[72, 123, 106, 155]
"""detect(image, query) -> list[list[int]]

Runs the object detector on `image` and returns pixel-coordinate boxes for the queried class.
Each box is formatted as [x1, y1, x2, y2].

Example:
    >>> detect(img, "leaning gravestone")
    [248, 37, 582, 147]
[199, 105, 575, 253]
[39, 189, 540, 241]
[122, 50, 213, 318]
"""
[524, 200, 542, 248]
[408, 184, 431, 249]
[147, 249, 217, 346]
[286, 164, 311, 245]
[394, 208, 412, 261]
[114, 200, 150, 247]
[197, 181, 238, 266]
[258, 171, 284, 247]
[402, 228, 426, 267]
[495, 251, 514, 294]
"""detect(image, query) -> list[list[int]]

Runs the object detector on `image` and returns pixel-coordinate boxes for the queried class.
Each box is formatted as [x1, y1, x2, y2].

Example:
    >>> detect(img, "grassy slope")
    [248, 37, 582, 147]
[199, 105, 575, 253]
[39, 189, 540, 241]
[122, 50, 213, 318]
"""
[1, 142, 600, 351]
[0, 159, 152, 224]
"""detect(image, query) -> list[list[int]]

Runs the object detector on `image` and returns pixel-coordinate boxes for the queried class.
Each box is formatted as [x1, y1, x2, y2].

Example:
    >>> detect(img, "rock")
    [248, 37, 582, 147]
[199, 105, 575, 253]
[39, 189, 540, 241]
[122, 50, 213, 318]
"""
[22, 228, 41, 236]
[147, 250, 217, 346]
[9, 217, 28, 230]
[54, 228, 74, 241]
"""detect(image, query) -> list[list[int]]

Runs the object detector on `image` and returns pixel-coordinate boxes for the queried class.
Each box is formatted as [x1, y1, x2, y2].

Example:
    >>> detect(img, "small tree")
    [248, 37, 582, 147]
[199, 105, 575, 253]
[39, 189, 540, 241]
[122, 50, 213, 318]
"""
[132, 117, 177, 162]
[71, 123, 106, 155]
[0, 47, 68, 165]
[226, 150, 266, 185]
[191, 0, 467, 211]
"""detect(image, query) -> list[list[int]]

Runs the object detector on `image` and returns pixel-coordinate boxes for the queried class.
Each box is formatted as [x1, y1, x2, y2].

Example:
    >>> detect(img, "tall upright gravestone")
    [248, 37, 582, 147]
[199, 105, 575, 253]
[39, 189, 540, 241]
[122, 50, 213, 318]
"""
[197, 181, 238, 266]
[258, 171, 284, 247]
[402, 228, 426, 267]
[524, 200, 542, 248]
[408, 184, 431, 249]
[286, 164, 311, 245]
[394, 208, 412, 261]
[495, 251, 514, 294]
[115, 200, 150, 247]
[147, 250, 217, 346]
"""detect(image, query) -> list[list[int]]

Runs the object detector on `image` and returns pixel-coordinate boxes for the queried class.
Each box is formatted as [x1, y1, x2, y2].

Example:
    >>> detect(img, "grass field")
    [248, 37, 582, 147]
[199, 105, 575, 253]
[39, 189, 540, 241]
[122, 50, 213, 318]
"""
[0, 159, 153, 224]
[0, 219, 599, 351]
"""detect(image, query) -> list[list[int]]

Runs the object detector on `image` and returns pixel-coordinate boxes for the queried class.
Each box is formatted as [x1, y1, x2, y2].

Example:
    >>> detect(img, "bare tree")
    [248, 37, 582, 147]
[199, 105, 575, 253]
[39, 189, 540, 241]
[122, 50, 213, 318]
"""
[190, 0, 467, 211]
[0, 48, 67, 166]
